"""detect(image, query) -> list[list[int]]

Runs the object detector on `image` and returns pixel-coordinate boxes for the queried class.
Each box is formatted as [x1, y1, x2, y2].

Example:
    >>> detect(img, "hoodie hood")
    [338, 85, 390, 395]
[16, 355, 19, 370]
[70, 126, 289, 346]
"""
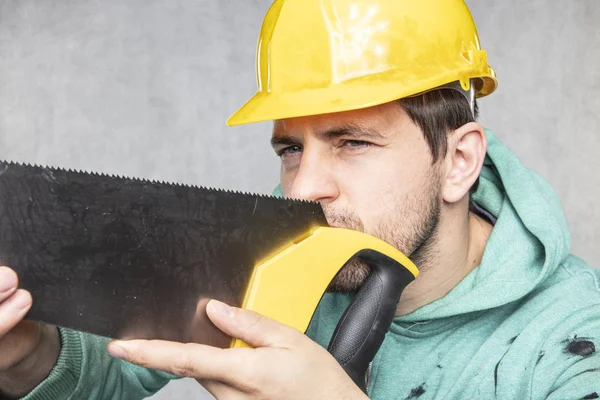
[272, 129, 572, 321]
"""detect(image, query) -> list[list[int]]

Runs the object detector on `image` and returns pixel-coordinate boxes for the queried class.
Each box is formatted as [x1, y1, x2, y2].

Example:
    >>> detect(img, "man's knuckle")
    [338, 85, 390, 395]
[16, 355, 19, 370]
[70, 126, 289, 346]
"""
[170, 352, 195, 377]
[247, 313, 264, 331]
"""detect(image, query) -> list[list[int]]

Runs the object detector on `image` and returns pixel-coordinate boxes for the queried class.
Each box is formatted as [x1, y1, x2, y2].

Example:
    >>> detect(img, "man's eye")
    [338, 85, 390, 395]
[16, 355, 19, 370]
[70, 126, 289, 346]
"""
[342, 140, 370, 149]
[277, 145, 302, 157]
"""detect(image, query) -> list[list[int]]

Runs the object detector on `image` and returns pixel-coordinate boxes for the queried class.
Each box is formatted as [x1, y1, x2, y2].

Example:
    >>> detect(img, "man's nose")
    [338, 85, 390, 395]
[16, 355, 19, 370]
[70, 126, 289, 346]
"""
[287, 153, 339, 205]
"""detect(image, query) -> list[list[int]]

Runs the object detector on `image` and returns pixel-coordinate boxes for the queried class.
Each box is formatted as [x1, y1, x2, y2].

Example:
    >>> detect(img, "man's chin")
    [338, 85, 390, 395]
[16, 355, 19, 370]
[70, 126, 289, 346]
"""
[326, 258, 371, 293]
[323, 211, 381, 292]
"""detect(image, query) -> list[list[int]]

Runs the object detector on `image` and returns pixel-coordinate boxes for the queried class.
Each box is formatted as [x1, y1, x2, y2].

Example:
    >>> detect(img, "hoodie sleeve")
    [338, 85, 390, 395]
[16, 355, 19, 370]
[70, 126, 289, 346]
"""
[20, 327, 177, 400]
[544, 355, 600, 400]
[532, 306, 600, 400]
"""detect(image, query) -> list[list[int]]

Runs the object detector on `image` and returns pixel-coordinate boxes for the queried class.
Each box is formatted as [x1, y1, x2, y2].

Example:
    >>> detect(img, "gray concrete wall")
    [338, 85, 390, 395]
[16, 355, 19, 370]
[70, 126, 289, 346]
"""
[1, 1, 598, 398]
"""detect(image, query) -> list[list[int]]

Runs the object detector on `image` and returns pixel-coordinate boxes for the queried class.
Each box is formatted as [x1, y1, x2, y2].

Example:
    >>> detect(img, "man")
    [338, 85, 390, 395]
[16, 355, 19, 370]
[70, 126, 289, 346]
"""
[1, 0, 599, 399]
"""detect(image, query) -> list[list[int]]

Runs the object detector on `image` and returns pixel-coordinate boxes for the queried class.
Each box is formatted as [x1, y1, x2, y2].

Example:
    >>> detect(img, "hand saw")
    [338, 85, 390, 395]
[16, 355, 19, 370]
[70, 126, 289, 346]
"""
[0, 160, 418, 391]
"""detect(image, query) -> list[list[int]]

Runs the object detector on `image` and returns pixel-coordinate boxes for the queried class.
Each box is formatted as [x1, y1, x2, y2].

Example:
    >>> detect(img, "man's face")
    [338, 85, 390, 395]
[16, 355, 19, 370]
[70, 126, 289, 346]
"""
[271, 101, 445, 292]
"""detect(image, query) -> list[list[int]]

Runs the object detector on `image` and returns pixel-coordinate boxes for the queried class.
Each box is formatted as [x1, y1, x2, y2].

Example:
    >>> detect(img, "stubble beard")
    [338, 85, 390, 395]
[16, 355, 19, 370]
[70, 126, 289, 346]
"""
[324, 172, 442, 293]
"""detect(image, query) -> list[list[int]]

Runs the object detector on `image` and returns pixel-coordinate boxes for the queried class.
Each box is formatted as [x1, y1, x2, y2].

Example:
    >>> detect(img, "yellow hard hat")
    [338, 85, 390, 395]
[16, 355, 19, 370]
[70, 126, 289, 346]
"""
[226, 0, 498, 126]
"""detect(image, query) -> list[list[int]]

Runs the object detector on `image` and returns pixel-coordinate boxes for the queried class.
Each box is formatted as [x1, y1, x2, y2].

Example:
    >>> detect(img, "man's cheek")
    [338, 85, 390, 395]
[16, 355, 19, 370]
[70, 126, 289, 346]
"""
[279, 178, 294, 198]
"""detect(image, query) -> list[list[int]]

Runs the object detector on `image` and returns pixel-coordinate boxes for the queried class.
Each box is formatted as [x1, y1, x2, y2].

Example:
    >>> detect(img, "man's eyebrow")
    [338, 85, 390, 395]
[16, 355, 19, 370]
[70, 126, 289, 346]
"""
[316, 123, 386, 141]
[270, 123, 385, 148]
[270, 135, 300, 148]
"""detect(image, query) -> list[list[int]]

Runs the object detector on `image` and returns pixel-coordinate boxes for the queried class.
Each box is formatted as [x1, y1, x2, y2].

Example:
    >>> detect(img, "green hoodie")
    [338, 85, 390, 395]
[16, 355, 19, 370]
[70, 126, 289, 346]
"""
[20, 130, 600, 400]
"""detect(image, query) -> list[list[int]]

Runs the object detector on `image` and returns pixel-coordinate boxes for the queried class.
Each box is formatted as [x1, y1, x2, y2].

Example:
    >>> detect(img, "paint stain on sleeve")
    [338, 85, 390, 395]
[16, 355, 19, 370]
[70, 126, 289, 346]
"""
[563, 336, 596, 357]
[404, 383, 426, 399]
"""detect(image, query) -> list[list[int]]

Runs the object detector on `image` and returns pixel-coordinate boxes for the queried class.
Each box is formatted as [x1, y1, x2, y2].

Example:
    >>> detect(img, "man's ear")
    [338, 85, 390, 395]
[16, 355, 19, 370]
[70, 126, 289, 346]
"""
[442, 122, 487, 204]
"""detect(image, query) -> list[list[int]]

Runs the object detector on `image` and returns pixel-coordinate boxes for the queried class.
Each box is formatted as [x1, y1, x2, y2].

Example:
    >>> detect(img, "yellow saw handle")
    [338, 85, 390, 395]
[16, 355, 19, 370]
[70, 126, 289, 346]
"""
[231, 226, 418, 390]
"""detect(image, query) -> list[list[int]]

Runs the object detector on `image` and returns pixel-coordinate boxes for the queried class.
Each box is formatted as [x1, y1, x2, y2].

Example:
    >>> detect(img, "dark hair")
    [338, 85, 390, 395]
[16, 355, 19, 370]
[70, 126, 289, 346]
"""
[398, 88, 480, 194]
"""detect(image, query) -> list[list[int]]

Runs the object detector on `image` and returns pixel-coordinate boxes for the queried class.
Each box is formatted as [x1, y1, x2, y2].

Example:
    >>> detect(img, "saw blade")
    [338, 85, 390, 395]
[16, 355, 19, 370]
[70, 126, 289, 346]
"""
[0, 161, 328, 347]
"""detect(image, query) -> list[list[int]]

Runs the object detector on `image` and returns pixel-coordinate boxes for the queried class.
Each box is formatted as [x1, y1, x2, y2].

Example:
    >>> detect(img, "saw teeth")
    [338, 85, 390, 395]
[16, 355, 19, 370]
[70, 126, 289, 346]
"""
[0, 159, 320, 205]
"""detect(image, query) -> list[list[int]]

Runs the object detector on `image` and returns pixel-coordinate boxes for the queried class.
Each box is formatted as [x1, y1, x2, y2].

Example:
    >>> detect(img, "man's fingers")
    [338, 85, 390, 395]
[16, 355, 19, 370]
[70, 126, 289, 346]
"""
[0, 266, 19, 303]
[0, 266, 31, 337]
[107, 339, 250, 382]
[0, 289, 32, 336]
[206, 299, 302, 348]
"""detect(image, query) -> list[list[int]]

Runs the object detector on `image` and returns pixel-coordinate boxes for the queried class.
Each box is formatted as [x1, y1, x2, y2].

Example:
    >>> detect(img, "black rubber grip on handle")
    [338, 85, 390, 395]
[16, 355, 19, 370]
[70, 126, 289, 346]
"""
[327, 249, 416, 392]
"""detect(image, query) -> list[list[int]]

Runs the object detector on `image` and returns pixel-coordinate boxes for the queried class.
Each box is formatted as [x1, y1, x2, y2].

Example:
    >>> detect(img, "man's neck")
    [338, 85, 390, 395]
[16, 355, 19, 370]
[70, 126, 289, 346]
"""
[395, 208, 493, 317]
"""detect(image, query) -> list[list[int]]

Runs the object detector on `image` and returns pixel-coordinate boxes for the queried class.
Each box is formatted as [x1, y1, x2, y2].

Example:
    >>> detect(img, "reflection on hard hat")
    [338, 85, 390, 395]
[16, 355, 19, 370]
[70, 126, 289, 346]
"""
[323, 3, 392, 84]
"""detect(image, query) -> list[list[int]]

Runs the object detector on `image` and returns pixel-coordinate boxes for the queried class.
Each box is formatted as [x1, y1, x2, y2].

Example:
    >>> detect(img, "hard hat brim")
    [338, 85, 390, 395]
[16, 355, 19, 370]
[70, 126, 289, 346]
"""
[226, 73, 497, 127]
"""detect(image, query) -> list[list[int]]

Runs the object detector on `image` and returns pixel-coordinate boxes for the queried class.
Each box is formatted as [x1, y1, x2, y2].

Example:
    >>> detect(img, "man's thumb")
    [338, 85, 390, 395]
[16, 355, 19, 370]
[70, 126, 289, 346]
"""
[206, 299, 299, 348]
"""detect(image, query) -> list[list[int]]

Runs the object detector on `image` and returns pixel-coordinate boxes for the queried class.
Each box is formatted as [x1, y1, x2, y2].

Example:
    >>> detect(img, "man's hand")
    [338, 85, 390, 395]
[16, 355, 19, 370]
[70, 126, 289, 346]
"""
[107, 299, 369, 400]
[0, 266, 61, 398]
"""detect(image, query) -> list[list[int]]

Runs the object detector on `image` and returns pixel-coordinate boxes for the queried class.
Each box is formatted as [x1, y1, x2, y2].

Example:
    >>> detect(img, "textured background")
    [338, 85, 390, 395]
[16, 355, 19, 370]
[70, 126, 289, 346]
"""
[1, 1, 598, 398]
